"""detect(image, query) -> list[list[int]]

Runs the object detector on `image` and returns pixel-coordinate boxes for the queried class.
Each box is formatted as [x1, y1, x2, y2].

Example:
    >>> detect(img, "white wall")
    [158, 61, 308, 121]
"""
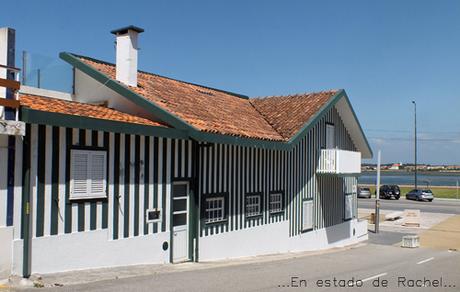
[0, 136, 8, 228]
[12, 230, 170, 275]
[0, 227, 13, 279]
[74, 69, 163, 123]
[199, 219, 367, 262]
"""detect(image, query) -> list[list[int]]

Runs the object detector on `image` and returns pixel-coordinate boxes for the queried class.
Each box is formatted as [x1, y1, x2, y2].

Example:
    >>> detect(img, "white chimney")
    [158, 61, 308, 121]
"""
[111, 25, 144, 87]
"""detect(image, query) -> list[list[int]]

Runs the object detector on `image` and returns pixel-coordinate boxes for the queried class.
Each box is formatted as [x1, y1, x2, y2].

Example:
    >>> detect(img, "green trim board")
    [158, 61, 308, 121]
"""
[340, 93, 373, 158]
[58, 51, 371, 156]
[21, 107, 188, 140]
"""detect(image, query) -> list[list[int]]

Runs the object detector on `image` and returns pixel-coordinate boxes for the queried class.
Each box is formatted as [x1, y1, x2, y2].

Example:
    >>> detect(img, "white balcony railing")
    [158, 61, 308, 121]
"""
[317, 149, 361, 175]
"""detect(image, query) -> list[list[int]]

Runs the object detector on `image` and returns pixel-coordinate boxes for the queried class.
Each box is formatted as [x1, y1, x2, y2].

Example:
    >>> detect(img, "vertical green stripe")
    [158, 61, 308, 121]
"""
[21, 124, 31, 239]
[191, 141, 199, 260]
[102, 132, 109, 229]
[143, 136, 150, 235]
[113, 133, 120, 239]
[184, 140, 189, 178]
[161, 138, 167, 232]
[177, 139, 182, 178]
[78, 129, 86, 232]
[50, 126, 60, 235]
[169, 139, 175, 261]
[36, 125, 46, 237]
[21, 124, 31, 277]
[134, 135, 140, 236]
[153, 137, 159, 234]
[225, 145, 230, 232]
[124, 134, 130, 238]
[199, 146, 204, 237]
[64, 128, 72, 233]
[215, 144, 220, 234]
[90, 130, 98, 230]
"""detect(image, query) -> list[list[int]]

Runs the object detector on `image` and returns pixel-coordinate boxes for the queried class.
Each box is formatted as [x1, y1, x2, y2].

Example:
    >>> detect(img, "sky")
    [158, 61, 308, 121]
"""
[3, 0, 460, 164]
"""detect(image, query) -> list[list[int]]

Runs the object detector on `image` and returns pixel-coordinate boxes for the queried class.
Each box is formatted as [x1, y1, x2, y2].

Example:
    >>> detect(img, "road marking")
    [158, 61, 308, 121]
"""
[361, 272, 388, 283]
[417, 257, 434, 265]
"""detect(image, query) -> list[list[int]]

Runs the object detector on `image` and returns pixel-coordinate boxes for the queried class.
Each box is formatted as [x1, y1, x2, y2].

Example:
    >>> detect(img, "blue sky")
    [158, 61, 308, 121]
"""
[4, 0, 460, 164]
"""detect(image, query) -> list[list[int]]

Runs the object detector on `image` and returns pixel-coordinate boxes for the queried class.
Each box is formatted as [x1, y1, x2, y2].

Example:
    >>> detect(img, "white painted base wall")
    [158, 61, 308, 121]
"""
[0, 226, 13, 279]
[11, 230, 170, 275]
[199, 219, 368, 261]
[8, 220, 367, 275]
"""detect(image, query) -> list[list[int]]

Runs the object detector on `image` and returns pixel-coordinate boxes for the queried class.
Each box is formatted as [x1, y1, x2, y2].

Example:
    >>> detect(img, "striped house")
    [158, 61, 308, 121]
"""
[0, 26, 372, 278]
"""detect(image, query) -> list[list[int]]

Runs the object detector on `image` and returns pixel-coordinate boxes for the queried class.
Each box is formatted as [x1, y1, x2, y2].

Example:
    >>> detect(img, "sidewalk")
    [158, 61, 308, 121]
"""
[4, 243, 366, 290]
[419, 215, 460, 250]
[358, 208, 454, 233]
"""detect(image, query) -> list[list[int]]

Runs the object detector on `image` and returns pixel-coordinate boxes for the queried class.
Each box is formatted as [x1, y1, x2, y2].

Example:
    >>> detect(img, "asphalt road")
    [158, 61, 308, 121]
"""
[27, 243, 460, 292]
[358, 197, 460, 214]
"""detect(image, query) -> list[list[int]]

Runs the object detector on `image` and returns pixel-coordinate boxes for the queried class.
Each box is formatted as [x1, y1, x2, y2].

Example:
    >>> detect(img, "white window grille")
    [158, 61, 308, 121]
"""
[70, 149, 107, 200]
[245, 194, 261, 217]
[205, 197, 225, 224]
[269, 193, 283, 213]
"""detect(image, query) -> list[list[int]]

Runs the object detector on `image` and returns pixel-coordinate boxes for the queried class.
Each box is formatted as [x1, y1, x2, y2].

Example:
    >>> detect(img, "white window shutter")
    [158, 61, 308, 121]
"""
[90, 152, 107, 196]
[71, 151, 89, 196]
[302, 200, 313, 231]
[70, 149, 107, 200]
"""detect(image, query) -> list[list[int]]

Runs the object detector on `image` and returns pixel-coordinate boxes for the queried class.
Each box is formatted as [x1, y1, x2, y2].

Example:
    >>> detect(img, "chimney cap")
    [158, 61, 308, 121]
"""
[111, 25, 144, 35]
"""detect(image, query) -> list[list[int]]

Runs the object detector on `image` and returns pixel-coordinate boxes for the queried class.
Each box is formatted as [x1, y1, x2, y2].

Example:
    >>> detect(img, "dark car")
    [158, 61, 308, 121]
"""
[406, 189, 434, 202]
[358, 187, 372, 199]
[377, 185, 400, 200]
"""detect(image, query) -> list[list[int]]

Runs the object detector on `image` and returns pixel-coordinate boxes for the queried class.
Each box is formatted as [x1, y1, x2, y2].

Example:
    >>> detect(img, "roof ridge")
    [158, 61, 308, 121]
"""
[252, 89, 339, 100]
[72, 53, 250, 100]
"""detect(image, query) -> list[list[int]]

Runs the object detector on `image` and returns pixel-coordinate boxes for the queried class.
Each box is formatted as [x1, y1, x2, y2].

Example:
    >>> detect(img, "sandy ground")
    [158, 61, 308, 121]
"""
[419, 215, 460, 250]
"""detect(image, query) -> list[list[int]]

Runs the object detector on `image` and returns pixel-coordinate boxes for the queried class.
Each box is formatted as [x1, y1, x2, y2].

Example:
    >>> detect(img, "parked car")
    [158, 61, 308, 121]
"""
[406, 189, 434, 202]
[357, 187, 372, 198]
[377, 185, 400, 200]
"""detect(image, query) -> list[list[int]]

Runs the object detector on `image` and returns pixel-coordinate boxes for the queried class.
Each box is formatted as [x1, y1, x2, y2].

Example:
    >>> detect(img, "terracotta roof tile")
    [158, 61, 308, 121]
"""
[250, 90, 338, 139]
[20, 94, 167, 128]
[79, 57, 285, 141]
[76, 55, 337, 141]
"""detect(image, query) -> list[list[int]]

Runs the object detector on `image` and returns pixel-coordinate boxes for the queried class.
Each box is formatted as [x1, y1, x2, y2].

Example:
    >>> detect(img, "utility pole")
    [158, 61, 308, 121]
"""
[412, 101, 417, 190]
[375, 150, 381, 233]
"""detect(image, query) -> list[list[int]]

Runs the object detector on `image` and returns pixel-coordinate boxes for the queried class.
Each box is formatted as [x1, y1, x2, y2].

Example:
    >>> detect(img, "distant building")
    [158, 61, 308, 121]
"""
[389, 163, 402, 170]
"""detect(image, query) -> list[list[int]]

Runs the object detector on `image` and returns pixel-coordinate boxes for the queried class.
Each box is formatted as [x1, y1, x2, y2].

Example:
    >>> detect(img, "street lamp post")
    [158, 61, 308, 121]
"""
[412, 101, 417, 190]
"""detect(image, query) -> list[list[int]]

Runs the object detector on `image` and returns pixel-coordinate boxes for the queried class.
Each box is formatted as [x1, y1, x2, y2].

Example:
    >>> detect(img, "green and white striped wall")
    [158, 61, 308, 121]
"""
[197, 106, 358, 238]
[14, 124, 193, 241]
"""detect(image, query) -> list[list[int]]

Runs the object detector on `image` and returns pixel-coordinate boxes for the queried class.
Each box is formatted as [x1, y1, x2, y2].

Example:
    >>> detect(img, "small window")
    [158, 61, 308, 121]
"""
[146, 208, 161, 223]
[344, 193, 353, 220]
[70, 149, 107, 200]
[302, 198, 313, 231]
[204, 197, 225, 224]
[245, 193, 262, 217]
[269, 192, 283, 214]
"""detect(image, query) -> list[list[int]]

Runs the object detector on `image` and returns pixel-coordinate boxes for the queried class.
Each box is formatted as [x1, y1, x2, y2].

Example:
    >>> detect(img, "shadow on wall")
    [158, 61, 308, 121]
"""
[318, 175, 351, 244]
